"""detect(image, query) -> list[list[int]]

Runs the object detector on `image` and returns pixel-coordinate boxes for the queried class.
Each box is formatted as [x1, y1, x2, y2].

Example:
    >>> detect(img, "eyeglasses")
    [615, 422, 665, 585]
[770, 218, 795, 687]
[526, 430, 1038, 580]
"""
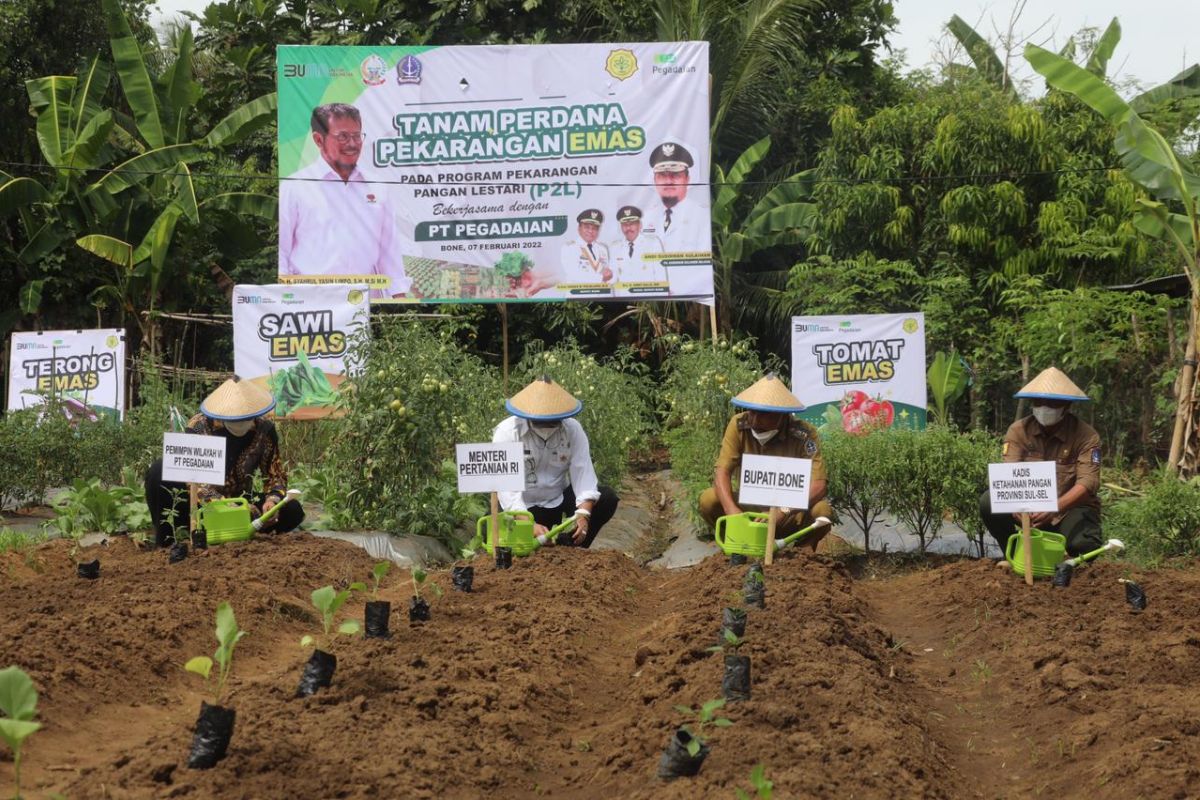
[325, 132, 366, 144]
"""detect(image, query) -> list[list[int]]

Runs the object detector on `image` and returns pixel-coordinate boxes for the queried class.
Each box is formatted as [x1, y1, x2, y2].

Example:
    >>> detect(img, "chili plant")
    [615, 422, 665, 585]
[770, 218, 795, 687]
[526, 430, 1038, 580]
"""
[672, 698, 733, 756]
[184, 603, 246, 706]
[300, 585, 361, 651]
[0, 666, 42, 800]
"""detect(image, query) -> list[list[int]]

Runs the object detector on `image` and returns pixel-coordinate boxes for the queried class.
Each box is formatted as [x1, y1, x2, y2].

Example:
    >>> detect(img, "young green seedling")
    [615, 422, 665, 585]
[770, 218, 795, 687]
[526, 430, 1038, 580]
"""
[366, 561, 391, 601]
[672, 698, 733, 756]
[411, 567, 444, 601]
[184, 602, 246, 706]
[735, 764, 774, 799]
[707, 628, 747, 656]
[0, 666, 43, 800]
[300, 585, 361, 651]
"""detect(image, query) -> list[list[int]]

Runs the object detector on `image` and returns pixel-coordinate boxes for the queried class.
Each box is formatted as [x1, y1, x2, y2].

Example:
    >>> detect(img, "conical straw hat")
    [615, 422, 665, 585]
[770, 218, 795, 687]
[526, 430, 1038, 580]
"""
[731, 374, 805, 412]
[506, 376, 582, 420]
[200, 377, 276, 420]
[1013, 367, 1089, 402]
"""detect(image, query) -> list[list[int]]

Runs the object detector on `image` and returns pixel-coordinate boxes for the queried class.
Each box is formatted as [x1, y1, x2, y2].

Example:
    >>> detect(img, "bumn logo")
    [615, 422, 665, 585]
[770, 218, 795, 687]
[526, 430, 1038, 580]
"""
[283, 64, 306, 78]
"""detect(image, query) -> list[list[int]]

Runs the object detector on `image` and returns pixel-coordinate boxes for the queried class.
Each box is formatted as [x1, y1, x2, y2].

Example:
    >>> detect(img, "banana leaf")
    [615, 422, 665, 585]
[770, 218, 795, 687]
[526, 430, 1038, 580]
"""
[1131, 64, 1200, 112]
[71, 57, 113, 135]
[64, 110, 114, 171]
[161, 24, 199, 144]
[1085, 18, 1120, 77]
[26, 76, 76, 167]
[947, 15, 1011, 94]
[103, 0, 164, 148]
[18, 222, 68, 265]
[173, 162, 199, 224]
[92, 144, 202, 195]
[927, 351, 969, 423]
[77, 233, 135, 268]
[18, 280, 45, 315]
[0, 177, 52, 217]
[205, 93, 277, 148]
[714, 136, 770, 226]
[201, 191, 277, 219]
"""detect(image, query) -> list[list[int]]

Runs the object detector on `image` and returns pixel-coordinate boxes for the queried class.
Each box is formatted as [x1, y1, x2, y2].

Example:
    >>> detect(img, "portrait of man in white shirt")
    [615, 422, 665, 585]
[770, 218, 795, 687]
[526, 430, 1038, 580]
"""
[608, 205, 667, 297]
[279, 103, 413, 299]
[557, 208, 612, 286]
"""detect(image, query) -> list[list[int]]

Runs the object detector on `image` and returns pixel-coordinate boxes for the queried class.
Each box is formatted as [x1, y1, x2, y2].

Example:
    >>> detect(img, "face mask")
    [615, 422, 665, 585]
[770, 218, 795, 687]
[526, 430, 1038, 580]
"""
[751, 429, 778, 445]
[1031, 405, 1065, 427]
[224, 419, 254, 437]
[530, 422, 560, 441]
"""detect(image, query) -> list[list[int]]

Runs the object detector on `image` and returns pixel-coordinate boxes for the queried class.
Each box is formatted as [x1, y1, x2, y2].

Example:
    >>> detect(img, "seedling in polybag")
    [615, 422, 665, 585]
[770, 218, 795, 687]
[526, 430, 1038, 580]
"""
[300, 585, 361, 651]
[349, 561, 392, 602]
[735, 764, 774, 799]
[184, 602, 246, 706]
[0, 665, 43, 800]
[411, 567, 444, 601]
[672, 698, 733, 756]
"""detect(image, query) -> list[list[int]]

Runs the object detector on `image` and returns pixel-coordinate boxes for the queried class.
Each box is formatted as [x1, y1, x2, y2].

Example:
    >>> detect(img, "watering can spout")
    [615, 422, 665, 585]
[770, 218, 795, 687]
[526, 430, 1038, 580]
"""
[252, 488, 303, 531]
[776, 516, 832, 549]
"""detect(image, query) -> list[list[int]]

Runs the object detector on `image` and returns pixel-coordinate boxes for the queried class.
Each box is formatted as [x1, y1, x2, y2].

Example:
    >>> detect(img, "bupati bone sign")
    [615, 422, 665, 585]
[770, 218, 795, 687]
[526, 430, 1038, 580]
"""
[987, 462, 1058, 514]
[162, 433, 227, 485]
[738, 454, 813, 510]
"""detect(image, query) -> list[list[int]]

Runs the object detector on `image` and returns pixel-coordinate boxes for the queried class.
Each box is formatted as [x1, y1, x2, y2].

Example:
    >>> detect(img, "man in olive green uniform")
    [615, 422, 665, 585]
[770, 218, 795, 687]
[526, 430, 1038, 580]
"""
[699, 374, 834, 549]
[979, 367, 1103, 557]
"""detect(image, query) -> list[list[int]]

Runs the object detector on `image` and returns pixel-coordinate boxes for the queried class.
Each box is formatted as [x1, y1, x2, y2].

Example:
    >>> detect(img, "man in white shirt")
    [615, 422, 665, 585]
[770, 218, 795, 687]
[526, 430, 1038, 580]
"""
[642, 142, 711, 256]
[279, 103, 412, 299]
[557, 208, 612, 287]
[492, 376, 620, 548]
[609, 205, 666, 296]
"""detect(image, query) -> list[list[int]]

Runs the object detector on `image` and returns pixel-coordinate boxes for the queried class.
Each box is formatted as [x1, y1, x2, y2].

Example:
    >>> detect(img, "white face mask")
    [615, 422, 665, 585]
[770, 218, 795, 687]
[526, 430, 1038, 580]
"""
[530, 422, 560, 441]
[751, 429, 778, 445]
[1031, 405, 1066, 427]
[224, 419, 254, 437]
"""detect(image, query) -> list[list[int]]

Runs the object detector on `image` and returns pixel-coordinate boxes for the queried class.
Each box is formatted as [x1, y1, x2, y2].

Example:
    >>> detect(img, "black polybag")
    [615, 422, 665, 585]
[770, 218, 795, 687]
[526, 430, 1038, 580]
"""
[719, 607, 746, 644]
[657, 728, 709, 780]
[409, 597, 431, 623]
[722, 654, 752, 702]
[169, 542, 189, 564]
[451, 565, 474, 592]
[187, 702, 235, 769]
[1124, 580, 1147, 611]
[77, 559, 100, 579]
[364, 600, 391, 638]
[296, 649, 337, 697]
[495, 547, 513, 569]
[743, 564, 765, 609]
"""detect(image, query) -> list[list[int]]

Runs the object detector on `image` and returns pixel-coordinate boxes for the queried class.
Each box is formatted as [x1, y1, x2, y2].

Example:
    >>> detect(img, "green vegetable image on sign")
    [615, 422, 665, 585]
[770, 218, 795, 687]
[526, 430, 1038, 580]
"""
[269, 350, 341, 417]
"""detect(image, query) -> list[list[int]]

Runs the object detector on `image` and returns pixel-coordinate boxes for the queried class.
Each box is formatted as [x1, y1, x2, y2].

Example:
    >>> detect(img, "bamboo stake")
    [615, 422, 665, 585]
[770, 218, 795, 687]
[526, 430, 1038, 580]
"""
[763, 507, 777, 566]
[1020, 512, 1033, 586]
[500, 303, 509, 396]
[490, 491, 500, 555]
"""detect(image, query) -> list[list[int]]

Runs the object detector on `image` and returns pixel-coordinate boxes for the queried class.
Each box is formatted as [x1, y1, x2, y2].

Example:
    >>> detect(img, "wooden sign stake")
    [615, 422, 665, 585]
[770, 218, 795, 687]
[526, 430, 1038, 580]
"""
[490, 491, 500, 555]
[1020, 512, 1033, 586]
[763, 507, 777, 566]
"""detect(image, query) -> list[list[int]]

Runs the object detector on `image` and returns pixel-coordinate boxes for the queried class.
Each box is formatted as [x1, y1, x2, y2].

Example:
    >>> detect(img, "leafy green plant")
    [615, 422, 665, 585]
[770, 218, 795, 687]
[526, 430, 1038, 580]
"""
[672, 698, 733, 756]
[927, 351, 970, 426]
[351, 561, 391, 601]
[707, 628, 747, 656]
[735, 764, 774, 800]
[300, 586, 361, 652]
[0, 666, 43, 800]
[1107, 473, 1200, 562]
[821, 430, 897, 555]
[184, 602, 246, 706]
[411, 567, 443, 601]
[0, 528, 44, 555]
[46, 477, 151, 539]
[269, 350, 342, 416]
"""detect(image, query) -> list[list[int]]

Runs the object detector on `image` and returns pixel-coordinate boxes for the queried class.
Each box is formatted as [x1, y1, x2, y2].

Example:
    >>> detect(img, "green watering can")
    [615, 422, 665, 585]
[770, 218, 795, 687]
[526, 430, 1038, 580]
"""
[475, 511, 579, 557]
[715, 512, 834, 557]
[198, 489, 301, 546]
[1005, 529, 1067, 579]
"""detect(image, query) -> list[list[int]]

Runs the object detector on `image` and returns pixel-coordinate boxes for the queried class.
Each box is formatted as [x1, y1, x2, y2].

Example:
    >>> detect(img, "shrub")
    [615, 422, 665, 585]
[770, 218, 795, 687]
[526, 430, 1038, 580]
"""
[325, 317, 502, 545]
[514, 341, 653, 486]
[1106, 473, 1200, 563]
[659, 336, 763, 532]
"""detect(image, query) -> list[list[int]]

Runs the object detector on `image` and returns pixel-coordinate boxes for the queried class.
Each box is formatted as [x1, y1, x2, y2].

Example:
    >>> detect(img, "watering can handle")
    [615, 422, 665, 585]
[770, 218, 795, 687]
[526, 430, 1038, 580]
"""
[714, 517, 726, 547]
[1005, 532, 1018, 563]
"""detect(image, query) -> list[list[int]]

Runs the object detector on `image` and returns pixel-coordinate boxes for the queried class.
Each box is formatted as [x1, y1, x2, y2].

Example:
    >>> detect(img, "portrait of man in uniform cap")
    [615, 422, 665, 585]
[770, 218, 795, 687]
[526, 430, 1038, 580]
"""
[558, 208, 612, 286]
[643, 140, 712, 295]
[609, 205, 666, 296]
[279, 102, 413, 299]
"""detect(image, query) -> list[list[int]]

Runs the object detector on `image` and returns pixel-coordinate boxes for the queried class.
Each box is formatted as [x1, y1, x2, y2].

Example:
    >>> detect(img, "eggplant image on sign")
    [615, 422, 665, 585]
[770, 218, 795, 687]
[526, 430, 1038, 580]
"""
[232, 284, 369, 420]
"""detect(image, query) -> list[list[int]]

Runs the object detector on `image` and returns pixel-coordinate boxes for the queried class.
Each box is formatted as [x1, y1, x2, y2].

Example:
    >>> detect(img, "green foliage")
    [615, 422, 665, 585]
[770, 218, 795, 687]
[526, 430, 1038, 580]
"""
[735, 764, 775, 800]
[659, 336, 764, 533]
[515, 342, 654, 486]
[0, 665, 42, 800]
[672, 698, 734, 756]
[493, 251, 533, 280]
[821, 429, 893, 554]
[184, 602, 246, 706]
[411, 567, 443, 601]
[1106, 474, 1200, 562]
[326, 319, 501, 544]
[0, 528, 45, 554]
[369, 561, 391, 600]
[927, 351, 970, 426]
[707, 628, 746, 656]
[301, 586, 360, 652]
[270, 350, 340, 416]
[46, 477, 150, 538]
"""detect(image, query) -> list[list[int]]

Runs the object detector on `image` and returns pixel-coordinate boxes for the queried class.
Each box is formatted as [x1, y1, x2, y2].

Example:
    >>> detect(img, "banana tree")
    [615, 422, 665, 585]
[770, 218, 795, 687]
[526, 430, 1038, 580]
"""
[1026, 44, 1200, 474]
[711, 136, 818, 332]
[0, 0, 275, 350]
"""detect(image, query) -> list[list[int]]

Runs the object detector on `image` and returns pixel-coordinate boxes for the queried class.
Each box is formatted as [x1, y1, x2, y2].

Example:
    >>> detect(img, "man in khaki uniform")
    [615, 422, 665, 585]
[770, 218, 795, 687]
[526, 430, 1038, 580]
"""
[979, 367, 1103, 557]
[699, 374, 834, 549]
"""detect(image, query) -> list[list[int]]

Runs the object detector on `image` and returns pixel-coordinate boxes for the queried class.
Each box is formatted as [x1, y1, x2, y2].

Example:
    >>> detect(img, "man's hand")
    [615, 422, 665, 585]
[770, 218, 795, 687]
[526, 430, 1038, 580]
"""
[534, 523, 550, 540]
[1029, 511, 1055, 528]
[573, 515, 589, 544]
[263, 496, 279, 514]
[601, 266, 613, 282]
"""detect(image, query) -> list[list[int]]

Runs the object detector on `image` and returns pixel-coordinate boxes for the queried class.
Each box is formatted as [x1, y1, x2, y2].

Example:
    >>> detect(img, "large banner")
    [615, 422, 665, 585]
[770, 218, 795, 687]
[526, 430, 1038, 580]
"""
[277, 43, 713, 303]
[232, 284, 369, 419]
[7, 329, 125, 421]
[790, 314, 927, 433]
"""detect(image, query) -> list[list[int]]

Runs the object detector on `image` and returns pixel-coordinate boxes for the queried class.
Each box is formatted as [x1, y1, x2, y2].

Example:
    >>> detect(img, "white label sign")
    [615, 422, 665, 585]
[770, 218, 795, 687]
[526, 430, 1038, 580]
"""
[456, 442, 525, 493]
[987, 461, 1059, 514]
[7, 328, 126, 420]
[162, 433, 227, 485]
[738, 454, 813, 510]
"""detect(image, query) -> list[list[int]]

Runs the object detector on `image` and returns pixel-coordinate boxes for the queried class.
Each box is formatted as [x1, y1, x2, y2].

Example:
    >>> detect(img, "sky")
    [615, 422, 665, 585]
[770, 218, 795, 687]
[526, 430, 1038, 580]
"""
[151, 0, 1199, 92]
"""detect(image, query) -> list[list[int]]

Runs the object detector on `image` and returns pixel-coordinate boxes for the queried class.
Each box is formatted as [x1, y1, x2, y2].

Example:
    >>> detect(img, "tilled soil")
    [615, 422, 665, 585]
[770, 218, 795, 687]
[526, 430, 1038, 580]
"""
[1, 535, 1197, 799]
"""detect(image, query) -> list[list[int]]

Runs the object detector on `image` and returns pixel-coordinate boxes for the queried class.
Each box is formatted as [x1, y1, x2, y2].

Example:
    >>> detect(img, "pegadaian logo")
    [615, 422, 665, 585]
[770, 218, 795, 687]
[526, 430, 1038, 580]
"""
[605, 49, 638, 81]
[397, 55, 423, 85]
[347, 289, 365, 305]
[902, 317, 919, 334]
[361, 54, 388, 86]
